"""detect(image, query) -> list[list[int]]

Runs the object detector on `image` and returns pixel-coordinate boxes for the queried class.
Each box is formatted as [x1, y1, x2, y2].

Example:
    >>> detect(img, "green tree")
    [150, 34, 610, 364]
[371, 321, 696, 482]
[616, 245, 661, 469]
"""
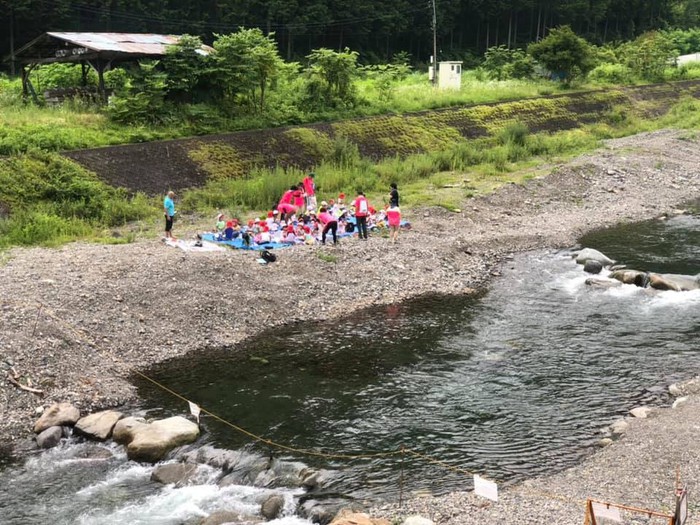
[162, 34, 210, 102]
[618, 31, 677, 80]
[528, 25, 596, 84]
[213, 28, 283, 113]
[107, 61, 168, 124]
[482, 45, 512, 80]
[303, 47, 359, 109]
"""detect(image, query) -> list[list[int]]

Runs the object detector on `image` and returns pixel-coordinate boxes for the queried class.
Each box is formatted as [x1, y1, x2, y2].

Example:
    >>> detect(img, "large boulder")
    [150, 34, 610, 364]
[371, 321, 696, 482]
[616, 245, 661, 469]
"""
[74, 410, 124, 441]
[112, 416, 200, 463]
[585, 277, 622, 289]
[575, 248, 614, 266]
[151, 462, 198, 485]
[583, 260, 603, 274]
[610, 269, 649, 287]
[260, 494, 285, 520]
[649, 273, 700, 291]
[36, 426, 63, 449]
[34, 403, 80, 434]
[199, 510, 241, 525]
[254, 459, 311, 488]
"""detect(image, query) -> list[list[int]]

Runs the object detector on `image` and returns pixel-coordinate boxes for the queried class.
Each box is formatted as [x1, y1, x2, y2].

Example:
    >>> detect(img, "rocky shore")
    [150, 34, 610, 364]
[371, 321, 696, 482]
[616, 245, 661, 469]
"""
[1, 129, 699, 520]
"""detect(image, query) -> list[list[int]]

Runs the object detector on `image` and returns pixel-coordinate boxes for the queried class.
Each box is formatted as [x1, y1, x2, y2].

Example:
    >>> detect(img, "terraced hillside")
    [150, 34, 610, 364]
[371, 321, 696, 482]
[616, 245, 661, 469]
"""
[65, 80, 700, 194]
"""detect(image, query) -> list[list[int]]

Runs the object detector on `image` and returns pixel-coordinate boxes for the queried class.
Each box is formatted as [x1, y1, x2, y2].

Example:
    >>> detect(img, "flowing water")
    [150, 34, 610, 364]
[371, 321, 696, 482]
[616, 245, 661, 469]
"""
[1, 206, 698, 524]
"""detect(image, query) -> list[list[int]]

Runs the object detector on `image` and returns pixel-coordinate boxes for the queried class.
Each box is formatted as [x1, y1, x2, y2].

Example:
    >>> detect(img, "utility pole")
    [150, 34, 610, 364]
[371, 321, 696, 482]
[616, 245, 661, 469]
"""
[431, 0, 437, 86]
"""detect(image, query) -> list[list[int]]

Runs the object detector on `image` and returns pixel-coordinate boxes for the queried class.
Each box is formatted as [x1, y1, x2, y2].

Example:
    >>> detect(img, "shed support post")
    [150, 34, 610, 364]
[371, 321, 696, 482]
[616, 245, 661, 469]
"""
[81, 62, 89, 87]
[97, 59, 106, 103]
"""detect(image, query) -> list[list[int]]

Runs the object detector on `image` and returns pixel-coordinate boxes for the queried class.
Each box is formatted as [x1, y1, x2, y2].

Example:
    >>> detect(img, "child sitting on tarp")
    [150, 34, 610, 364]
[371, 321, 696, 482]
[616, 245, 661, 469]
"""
[282, 224, 297, 244]
[223, 220, 239, 241]
[215, 213, 226, 233]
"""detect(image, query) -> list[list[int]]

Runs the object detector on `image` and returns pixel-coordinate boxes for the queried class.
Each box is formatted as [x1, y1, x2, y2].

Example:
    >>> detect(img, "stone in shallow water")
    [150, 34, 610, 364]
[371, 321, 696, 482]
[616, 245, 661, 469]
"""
[610, 419, 629, 436]
[113, 416, 200, 463]
[151, 462, 198, 485]
[74, 410, 124, 441]
[629, 407, 652, 419]
[36, 426, 63, 449]
[260, 494, 285, 520]
[598, 438, 613, 448]
[583, 260, 603, 274]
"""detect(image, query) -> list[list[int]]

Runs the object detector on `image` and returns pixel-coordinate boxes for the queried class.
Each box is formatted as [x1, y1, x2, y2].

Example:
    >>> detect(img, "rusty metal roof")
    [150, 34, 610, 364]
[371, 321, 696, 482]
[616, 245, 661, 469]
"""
[45, 32, 213, 55]
[12, 32, 215, 64]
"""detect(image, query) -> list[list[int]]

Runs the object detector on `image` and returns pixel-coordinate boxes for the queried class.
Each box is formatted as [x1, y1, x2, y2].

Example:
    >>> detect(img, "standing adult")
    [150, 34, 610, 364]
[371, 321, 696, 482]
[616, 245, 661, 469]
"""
[292, 183, 305, 214]
[163, 190, 177, 240]
[352, 190, 370, 240]
[318, 206, 338, 245]
[389, 183, 400, 208]
[303, 172, 317, 211]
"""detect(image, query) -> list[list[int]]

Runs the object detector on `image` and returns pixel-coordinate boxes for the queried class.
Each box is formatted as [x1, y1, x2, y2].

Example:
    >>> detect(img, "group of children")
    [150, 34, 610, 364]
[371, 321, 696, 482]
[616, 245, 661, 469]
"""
[212, 182, 404, 247]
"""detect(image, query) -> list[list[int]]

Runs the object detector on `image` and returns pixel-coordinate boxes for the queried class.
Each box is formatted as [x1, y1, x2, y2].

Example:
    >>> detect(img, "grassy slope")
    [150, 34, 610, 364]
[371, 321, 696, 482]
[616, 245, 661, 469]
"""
[2, 79, 700, 249]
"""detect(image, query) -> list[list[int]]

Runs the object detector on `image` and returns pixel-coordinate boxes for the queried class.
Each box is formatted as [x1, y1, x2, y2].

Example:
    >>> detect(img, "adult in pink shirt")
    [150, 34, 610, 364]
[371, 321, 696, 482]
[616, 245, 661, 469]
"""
[292, 185, 305, 212]
[278, 186, 298, 221]
[303, 173, 317, 211]
[352, 191, 370, 240]
[318, 207, 338, 245]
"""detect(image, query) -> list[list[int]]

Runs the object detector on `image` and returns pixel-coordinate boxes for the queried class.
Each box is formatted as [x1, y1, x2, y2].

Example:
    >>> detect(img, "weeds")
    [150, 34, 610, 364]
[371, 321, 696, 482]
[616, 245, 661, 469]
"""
[317, 251, 338, 263]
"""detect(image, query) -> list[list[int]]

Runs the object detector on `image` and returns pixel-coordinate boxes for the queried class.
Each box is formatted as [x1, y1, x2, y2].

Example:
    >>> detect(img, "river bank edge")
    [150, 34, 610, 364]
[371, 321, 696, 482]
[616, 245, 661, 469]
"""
[1, 130, 699, 520]
[371, 379, 700, 525]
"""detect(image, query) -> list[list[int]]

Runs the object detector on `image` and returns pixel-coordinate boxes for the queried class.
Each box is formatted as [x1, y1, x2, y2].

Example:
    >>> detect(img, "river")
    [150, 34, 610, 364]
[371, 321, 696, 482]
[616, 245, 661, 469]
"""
[0, 207, 698, 524]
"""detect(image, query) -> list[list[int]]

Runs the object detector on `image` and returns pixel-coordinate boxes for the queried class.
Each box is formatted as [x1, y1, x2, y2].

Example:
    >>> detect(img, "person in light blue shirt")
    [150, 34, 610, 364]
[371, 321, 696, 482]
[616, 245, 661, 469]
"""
[163, 191, 176, 240]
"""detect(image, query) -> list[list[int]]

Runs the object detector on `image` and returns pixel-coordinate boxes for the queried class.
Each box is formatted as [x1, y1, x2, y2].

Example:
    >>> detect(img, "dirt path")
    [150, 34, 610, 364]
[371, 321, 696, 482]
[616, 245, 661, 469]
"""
[1, 129, 699, 458]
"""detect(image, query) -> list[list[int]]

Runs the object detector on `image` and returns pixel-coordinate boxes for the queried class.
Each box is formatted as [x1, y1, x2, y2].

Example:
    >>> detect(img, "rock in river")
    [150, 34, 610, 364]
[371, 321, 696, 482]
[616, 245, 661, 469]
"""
[113, 416, 200, 463]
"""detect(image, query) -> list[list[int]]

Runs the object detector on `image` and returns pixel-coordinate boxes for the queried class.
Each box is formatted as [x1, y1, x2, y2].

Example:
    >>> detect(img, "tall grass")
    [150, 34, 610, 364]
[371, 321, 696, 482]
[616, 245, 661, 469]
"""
[182, 89, 690, 219]
[0, 151, 155, 248]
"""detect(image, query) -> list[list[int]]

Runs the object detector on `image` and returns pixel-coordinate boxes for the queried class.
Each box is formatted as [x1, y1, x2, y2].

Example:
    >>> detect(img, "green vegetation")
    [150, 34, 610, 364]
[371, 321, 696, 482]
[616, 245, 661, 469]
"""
[188, 142, 246, 180]
[0, 152, 154, 248]
[3, 23, 700, 250]
[3, 91, 700, 249]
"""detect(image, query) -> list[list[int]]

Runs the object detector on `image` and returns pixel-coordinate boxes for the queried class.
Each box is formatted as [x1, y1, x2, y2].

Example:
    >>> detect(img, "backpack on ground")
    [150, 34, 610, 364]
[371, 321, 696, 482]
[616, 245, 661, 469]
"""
[261, 250, 277, 263]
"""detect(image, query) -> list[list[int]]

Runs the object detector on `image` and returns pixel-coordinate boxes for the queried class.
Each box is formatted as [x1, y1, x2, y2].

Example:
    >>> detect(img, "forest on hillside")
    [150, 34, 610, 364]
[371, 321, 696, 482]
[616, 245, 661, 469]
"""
[3, 0, 700, 69]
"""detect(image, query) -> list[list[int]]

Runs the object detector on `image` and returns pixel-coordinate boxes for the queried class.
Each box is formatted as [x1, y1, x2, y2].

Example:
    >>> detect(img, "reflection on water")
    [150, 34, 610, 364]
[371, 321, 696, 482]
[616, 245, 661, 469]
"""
[139, 211, 700, 499]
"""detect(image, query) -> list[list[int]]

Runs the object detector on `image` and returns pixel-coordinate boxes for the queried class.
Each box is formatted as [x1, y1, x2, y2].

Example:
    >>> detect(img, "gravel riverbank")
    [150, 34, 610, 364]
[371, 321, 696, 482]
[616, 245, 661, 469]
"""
[1, 129, 699, 520]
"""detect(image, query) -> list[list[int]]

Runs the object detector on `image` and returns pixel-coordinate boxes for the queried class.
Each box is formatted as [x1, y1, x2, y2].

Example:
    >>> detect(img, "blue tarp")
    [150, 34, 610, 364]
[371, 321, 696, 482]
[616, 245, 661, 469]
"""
[201, 233, 292, 251]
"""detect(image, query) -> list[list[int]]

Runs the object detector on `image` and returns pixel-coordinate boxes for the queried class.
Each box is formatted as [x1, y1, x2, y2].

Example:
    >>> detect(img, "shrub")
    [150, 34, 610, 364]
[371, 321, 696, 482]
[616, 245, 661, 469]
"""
[325, 135, 361, 167]
[528, 26, 596, 84]
[588, 63, 635, 84]
[498, 122, 530, 147]
[482, 46, 535, 81]
[618, 31, 677, 81]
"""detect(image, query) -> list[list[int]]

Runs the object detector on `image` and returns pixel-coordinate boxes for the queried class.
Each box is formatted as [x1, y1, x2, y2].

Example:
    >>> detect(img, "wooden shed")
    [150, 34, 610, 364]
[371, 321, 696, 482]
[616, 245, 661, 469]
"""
[12, 32, 213, 101]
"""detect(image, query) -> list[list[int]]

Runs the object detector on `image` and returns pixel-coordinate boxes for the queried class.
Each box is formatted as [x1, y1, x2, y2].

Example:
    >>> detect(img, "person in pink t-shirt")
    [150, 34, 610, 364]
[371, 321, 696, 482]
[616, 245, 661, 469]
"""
[317, 207, 338, 245]
[278, 186, 298, 222]
[292, 184, 305, 213]
[386, 205, 401, 244]
[303, 173, 317, 211]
